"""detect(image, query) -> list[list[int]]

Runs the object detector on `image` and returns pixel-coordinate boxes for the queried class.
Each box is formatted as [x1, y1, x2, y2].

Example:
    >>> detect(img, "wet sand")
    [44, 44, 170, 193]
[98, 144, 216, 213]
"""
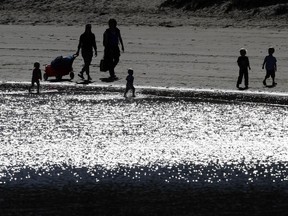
[1, 83, 288, 215]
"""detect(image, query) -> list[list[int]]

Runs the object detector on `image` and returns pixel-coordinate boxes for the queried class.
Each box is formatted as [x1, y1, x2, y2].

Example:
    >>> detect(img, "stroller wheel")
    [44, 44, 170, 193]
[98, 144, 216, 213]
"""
[43, 73, 48, 81]
[70, 72, 74, 80]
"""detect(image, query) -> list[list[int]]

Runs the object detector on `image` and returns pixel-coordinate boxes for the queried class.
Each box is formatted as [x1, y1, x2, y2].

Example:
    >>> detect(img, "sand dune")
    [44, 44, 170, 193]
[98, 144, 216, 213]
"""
[0, 0, 165, 26]
[1, 0, 288, 27]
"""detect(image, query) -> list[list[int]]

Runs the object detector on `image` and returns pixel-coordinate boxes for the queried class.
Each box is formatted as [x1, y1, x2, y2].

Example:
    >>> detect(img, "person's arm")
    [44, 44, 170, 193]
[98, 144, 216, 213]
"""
[262, 57, 266, 69]
[76, 35, 82, 56]
[247, 57, 251, 70]
[103, 31, 108, 48]
[39, 70, 42, 80]
[118, 29, 124, 52]
[93, 34, 97, 57]
[275, 58, 277, 72]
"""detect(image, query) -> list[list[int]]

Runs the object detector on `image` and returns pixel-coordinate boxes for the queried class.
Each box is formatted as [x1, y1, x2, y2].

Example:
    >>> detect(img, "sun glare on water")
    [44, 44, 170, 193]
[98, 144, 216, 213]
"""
[0, 92, 287, 188]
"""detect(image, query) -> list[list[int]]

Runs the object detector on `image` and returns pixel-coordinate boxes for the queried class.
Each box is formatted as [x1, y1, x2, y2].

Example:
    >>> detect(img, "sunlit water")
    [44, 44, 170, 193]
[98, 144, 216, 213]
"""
[0, 90, 288, 189]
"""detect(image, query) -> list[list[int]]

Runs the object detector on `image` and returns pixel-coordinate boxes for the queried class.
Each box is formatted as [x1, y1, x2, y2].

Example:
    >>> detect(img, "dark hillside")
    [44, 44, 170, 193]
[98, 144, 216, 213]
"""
[161, 0, 288, 10]
[1, 0, 288, 26]
[160, 0, 288, 15]
[0, 0, 164, 25]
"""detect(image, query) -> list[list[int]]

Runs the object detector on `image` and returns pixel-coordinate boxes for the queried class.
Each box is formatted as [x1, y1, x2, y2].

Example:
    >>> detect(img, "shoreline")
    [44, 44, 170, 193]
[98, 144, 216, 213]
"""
[2, 81, 288, 106]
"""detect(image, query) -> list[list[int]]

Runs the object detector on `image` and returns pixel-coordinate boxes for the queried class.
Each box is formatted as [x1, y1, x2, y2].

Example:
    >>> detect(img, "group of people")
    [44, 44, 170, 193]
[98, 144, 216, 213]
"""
[75, 19, 134, 97]
[237, 47, 277, 89]
[29, 19, 278, 95]
[29, 19, 135, 97]
[76, 19, 125, 81]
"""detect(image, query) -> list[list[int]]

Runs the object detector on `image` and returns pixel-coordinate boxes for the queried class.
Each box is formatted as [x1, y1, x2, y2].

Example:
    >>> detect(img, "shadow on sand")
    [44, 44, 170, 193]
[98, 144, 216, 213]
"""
[76, 80, 94, 85]
[48, 78, 73, 83]
[100, 77, 120, 83]
[265, 84, 277, 88]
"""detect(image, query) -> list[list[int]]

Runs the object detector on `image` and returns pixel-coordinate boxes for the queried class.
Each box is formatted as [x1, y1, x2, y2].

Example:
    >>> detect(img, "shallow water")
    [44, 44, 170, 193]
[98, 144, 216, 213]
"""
[0, 90, 288, 188]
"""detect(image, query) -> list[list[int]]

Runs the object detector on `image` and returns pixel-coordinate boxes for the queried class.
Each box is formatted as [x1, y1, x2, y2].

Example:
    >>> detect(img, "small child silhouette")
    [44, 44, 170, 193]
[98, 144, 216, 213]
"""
[124, 68, 135, 97]
[29, 62, 42, 93]
[236, 48, 251, 89]
[262, 47, 277, 87]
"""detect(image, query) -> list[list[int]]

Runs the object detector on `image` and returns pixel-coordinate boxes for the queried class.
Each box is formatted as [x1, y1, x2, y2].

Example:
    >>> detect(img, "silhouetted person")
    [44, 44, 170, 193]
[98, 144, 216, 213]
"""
[236, 48, 251, 89]
[76, 24, 97, 81]
[103, 19, 124, 80]
[262, 47, 277, 86]
[124, 68, 135, 97]
[29, 62, 42, 93]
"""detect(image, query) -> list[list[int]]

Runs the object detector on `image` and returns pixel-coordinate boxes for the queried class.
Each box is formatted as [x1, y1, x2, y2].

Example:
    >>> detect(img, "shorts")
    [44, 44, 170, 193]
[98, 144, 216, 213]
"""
[31, 79, 40, 86]
[266, 70, 275, 78]
[82, 51, 93, 65]
[126, 84, 135, 90]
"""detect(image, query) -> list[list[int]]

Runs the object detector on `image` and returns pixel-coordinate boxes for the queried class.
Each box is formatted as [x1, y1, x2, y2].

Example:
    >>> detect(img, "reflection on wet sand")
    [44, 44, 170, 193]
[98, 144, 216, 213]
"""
[0, 83, 288, 215]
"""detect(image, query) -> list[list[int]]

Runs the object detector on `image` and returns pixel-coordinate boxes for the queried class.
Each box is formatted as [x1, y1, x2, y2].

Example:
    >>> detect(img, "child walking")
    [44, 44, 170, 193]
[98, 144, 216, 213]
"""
[124, 68, 135, 97]
[29, 62, 42, 93]
[236, 48, 251, 89]
[262, 47, 277, 87]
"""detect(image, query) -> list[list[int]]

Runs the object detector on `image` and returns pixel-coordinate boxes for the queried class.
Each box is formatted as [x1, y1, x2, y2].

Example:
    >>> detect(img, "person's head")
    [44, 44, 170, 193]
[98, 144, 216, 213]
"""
[128, 68, 133, 75]
[240, 48, 247, 56]
[108, 19, 117, 29]
[268, 47, 275, 55]
[85, 24, 92, 33]
[34, 62, 40, 69]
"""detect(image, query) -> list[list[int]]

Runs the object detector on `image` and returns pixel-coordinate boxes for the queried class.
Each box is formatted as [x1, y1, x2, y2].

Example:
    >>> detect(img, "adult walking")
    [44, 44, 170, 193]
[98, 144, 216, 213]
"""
[103, 19, 124, 80]
[76, 24, 97, 81]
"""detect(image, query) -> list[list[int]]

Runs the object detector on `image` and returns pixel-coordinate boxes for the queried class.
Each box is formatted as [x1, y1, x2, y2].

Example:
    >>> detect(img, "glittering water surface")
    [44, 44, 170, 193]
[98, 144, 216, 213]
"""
[0, 91, 288, 188]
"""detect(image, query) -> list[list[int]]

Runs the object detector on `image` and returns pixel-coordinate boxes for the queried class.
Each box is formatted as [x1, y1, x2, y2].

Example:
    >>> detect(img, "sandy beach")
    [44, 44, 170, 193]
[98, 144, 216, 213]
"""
[1, 24, 288, 93]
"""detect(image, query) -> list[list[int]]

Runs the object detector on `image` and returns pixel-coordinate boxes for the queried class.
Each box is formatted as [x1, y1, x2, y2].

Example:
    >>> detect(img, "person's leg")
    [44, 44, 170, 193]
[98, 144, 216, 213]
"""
[113, 55, 120, 69]
[132, 86, 136, 97]
[84, 57, 92, 80]
[272, 71, 276, 85]
[36, 80, 40, 93]
[78, 58, 85, 79]
[263, 70, 271, 86]
[105, 49, 115, 78]
[244, 71, 249, 88]
[124, 87, 128, 97]
[84, 53, 93, 80]
[109, 65, 115, 78]
[108, 56, 119, 78]
[81, 57, 86, 73]
[79, 52, 92, 79]
[29, 80, 35, 92]
[237, 70, 243, 88]
[110, 47, 120, 78]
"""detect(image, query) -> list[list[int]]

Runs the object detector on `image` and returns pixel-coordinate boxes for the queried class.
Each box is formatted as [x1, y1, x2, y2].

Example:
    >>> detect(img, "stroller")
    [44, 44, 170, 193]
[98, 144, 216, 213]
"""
[44, 54, 77, 81]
